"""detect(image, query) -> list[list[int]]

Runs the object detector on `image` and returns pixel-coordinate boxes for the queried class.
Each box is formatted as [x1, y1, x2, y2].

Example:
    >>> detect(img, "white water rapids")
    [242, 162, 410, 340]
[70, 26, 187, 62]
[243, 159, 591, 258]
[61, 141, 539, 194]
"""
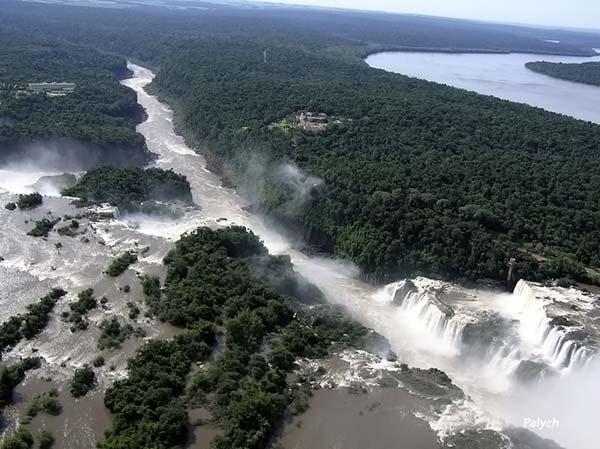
[119, 64, 600, 449]
[1, 63, 597, 449]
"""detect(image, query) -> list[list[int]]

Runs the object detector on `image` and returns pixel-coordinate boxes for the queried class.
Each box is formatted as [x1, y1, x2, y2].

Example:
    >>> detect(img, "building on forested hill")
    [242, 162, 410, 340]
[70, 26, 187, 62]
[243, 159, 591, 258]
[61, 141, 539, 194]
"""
[297, 111, 329, 133]
[28, 82, 76, 95]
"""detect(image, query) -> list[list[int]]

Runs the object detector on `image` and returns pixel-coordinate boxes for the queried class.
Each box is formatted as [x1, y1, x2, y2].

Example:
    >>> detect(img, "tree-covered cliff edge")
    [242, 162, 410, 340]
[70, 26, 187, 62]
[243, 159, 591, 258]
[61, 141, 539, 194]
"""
[4, 0, 600, 285]
[0, 31, 151, 168]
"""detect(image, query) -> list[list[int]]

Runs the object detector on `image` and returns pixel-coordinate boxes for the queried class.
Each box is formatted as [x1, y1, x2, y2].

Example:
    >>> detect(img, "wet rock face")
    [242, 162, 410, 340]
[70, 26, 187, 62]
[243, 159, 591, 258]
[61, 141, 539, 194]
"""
[391, 279, 417, 306]
[84, 204, 120, 221]
[395, 364, 464, 402]
[138, 200, 187, 219]
[548, 316, 577, 328]
[435, 296, 455, 318]
[514, 360, 555, 384]
[442, 425, 566, 449]
[461, 313, 519, 349]
[563, 329, 590, 343]
[391, 279, 455, 319]
[385, 350, 397, 362]
[0, 138, 152, 171]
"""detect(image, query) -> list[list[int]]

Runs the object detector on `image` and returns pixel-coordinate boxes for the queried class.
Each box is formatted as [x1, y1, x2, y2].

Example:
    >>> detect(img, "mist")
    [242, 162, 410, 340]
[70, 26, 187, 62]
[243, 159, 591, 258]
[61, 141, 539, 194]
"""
[499, 359, 600, 449]
[0, 138, 150, 172]
[277, 162, 323, 210]
[121, 62, 600, 449]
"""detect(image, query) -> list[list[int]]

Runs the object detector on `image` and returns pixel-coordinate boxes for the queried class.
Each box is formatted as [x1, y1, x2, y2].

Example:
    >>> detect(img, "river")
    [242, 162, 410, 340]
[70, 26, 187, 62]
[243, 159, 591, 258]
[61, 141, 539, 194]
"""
[2, 62, 598, 449]
[365, 51, 600, 124]
[121, 64, 600, 449]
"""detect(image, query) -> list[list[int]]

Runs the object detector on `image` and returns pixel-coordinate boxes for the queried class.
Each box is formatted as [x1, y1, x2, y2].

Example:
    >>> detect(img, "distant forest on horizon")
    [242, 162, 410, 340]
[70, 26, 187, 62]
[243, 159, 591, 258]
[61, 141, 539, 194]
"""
[2, 0, 600, 286]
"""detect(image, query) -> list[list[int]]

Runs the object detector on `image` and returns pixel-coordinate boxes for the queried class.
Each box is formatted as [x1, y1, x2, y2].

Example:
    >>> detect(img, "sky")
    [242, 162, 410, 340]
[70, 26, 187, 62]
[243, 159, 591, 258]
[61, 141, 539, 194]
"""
[253, 0, 600, 29]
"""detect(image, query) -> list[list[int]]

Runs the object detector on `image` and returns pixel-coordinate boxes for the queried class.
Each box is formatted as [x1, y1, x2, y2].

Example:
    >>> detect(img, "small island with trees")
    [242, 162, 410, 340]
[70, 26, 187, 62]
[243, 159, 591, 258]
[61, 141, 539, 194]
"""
[63, 166, 194, 213]
[526, 60, 600, 86]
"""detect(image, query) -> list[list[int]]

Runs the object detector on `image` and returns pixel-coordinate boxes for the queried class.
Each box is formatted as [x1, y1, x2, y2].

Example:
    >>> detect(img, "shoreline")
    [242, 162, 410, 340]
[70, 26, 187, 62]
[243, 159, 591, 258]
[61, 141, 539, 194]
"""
[361, 46, 599, 59]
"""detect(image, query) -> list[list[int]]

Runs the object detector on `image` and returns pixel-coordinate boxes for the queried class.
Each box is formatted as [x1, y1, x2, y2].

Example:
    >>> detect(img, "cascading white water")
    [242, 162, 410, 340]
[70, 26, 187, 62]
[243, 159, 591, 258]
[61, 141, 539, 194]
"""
[3, 61, 598, 449]
[379, 278, 597, 377]
[118, 63, 600, 449]
[508, 280, 596, 371]
[382, 279, 469, 351]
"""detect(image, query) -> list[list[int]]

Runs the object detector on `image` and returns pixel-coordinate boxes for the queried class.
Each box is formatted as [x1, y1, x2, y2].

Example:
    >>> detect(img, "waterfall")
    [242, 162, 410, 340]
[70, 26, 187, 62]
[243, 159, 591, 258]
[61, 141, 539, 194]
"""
[381, 278, 596, 378]
[382, 279, 469, 350]
[510, 280, 595, 371]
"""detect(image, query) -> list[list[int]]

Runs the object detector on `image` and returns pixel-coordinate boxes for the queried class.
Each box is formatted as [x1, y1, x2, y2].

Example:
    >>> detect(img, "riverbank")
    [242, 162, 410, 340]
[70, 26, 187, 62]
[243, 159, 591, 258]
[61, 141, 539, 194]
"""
[123, 63, 598, 449]
[3, 60, 596, 449]
[361, 46, 598, 59]
[0, 31, 154, 172]
[365, 50, 600, 123]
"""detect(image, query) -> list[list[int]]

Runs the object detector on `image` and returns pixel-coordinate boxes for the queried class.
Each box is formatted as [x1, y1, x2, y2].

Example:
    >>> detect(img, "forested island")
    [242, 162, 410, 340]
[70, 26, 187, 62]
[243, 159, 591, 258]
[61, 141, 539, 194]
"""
[526, 61, 600, 86]
[100, 226, 383, 449]
[2, 0, 600, 286]
[3, 2, 600, 449]
[63, 167, 194, 212]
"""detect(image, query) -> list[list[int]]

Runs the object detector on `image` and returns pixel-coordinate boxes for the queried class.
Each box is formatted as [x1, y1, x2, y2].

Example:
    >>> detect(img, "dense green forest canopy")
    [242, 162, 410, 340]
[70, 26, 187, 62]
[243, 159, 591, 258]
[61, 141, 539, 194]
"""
[3, 0, 600, 284]
[0, 29, 148, 167]
[526, 60, 600, 86]
[101, 226, 378, 449]
[63, 166, 193, 211]
[1, 0, 598, 62]
[154, 41, 600, 284]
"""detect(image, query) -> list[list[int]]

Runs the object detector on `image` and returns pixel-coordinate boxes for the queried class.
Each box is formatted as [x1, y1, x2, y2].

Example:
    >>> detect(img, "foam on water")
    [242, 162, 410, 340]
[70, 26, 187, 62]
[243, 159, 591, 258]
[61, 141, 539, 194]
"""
[420, 398, 505, 440]
[70, 62, 592, 449]
[380, 279, 473, 354]
[117, 210, 210, 240]
[2, 62, 583, 447]
[503, 280, 596, 371]
[0, 168, 68, 195]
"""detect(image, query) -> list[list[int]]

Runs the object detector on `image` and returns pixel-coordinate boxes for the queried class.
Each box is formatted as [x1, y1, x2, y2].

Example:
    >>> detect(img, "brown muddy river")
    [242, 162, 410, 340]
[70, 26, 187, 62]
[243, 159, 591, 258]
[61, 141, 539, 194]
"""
[1, 61, 599, 449]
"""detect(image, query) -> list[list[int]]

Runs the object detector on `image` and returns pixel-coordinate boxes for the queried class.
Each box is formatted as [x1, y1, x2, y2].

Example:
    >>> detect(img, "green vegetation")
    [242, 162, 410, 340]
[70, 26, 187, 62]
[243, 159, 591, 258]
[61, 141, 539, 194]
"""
[5, 202, 16, 211]
[99, 326, 215, 449]
[126, 302, 141, 320]
[4, 1, 600, 284]
[105, 252, 138, 277]
[0, 428, 33, 449]
[70, 365, 96, 398]
[63, 167, 193, 212]
[0, 358, 40, 408]
[0, 288, 67, 357]
[25, 391, 62, 421]
[151, 40, 600, 285]
[37, 431, 55, 449]
[0, 28, 148, 167]
[57, 219, 80, 237]
[526, 61, 600, 86]
[97, 318, 141, 350]
[27, 218, 59, 237]
[17, 193, 42, 210]
[63, 288, 97, 331]
[100, 226, 378, 449]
